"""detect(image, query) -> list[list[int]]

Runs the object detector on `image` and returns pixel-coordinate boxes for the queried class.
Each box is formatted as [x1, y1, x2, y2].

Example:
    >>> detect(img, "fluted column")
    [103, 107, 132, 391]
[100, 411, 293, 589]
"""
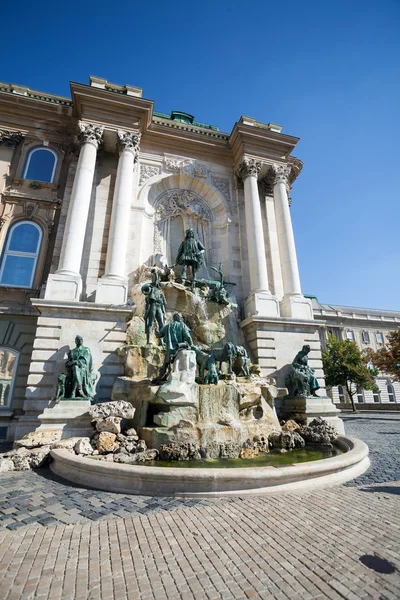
[96, 130, 141, 304]
[45, 122, 103, 301]
[237, 158, 279, 317]
[270, 164, 313, 319]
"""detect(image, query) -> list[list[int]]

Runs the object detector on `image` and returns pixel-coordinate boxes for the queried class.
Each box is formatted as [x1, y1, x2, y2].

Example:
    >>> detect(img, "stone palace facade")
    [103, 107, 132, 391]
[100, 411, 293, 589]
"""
[0, 76, 397, 441]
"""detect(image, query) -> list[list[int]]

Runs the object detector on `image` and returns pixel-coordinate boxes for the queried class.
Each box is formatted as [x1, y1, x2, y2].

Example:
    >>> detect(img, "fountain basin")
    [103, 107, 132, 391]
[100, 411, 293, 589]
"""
[50, 436, 369, 497]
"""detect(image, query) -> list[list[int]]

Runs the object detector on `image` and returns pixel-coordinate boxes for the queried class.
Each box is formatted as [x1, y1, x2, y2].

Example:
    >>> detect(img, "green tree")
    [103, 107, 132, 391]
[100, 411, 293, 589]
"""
[322, 335, 377, 412]
[366, 327, 400, 381]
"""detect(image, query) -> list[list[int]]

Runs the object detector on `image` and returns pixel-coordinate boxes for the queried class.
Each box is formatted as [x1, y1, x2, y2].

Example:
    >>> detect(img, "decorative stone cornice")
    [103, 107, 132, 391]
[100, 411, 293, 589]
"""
[0, 130, 23, 148]
[117, 129, 141, 161]
[236, 158, 262, 180]
[288, 157, 303, 184]
[78, 121, 104, 148]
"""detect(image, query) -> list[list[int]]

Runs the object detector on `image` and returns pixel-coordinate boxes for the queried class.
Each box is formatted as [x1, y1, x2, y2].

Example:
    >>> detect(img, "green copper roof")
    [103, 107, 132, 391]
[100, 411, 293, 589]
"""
[153, 110, 220, 131]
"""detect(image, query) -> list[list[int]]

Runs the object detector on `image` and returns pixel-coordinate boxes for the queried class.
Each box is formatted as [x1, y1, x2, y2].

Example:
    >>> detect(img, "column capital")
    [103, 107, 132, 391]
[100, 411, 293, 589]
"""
[78, 121, 104, 149]
[0, 130, 24, 148]
[236, 157, 262, 180]
[269, 164, 291, 185]
[117, 129, 141, 161]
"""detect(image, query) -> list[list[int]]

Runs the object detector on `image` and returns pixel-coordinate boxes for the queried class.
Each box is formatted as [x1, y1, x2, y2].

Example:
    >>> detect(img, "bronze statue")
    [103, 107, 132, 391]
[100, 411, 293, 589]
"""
[208, 263, 236, 305]
[173, 228, 205, 289]
[141, 279, 166, 345]
[152, 313, 193, 383]
[64, 336, 96, 399]
[286, 345, 320, 397]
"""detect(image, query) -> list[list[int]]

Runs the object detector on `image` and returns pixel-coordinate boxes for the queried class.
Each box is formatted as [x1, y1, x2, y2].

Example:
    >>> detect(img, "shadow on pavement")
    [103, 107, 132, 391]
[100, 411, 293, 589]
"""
[359, 485, 400, 496]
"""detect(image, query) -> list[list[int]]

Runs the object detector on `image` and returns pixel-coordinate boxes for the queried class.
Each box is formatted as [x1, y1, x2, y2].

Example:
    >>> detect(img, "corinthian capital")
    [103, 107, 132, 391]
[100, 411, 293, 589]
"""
[269, 164, 291, 187]
[0, 130, 24, 148]
[117, 130, 141, 161]
[78, 121, 104, 148]
[236, 158, 262, 180]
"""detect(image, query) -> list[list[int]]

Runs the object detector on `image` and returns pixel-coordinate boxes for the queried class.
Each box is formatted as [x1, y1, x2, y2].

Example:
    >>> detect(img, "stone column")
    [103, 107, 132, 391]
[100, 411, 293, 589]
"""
[96, 130, 141, 304]
[45, 122, 103, 302]
[237, 158, 279, 317]
[270, 164, 313, 319]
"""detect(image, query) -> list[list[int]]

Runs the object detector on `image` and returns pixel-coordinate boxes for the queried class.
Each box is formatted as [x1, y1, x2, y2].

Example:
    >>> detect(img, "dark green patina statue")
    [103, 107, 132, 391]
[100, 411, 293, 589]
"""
[286, 345, 320, 397]
[64, 336, 96, 399]
[152, 313, 193, 383]
[172, 228, 205, 289]
[141, 272, 166, 345]
[208, 263, 236, 305]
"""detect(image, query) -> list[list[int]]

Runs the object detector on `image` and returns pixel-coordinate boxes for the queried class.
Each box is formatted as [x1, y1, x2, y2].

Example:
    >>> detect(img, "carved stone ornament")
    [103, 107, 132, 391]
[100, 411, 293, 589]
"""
[154, 189, 213, 263]
[164, 157, 208, 179]
[78, 122, 104, 148]
[117, 130, 141, 161]
[211, 176, 230, 203]
[139, 164, 161, 186]
[28, 181, 42, 190]
[270, 164, 292, 187]
[0, 217, 6, 231]
[26, 203, 36, 218]
[0, 130, 24, 148]
[236, 158, 262, 180]
[47, 220, 55, 236]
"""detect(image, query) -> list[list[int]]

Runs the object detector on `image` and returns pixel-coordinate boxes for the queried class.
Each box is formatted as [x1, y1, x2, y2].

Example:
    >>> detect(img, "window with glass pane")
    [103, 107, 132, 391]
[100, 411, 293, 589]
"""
[23, 147, 57, 183]
[387, 384, 395, 402]
[346, 331, 355, 341]
[361, 331, 370, 344]
[0, 348, 18, 407]
[373, 390, 381, 403]
[0, 221, 42, 288]
[356, 387, 364, 403]
[375, 332, 384, 344]
[337, 385, 346, 403]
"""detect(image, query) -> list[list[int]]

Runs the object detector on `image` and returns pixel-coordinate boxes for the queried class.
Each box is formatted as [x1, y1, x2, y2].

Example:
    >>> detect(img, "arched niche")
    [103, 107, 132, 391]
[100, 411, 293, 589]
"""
[137, 172, 232, 268]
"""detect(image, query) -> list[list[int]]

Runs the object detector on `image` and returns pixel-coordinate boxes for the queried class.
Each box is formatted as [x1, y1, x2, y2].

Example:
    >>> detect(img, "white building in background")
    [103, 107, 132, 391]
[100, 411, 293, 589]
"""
[310, 297, 400, 406]
[0, 76, 397, 441]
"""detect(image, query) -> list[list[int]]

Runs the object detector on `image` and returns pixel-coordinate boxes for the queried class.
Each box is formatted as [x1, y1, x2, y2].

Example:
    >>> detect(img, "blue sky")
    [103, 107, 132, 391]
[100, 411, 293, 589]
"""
[4, 0, 400, 309]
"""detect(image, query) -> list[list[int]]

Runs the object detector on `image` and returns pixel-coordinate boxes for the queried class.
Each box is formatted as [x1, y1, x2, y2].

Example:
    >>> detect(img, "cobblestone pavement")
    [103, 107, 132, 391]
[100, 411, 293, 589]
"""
[0, 413, 399, 599]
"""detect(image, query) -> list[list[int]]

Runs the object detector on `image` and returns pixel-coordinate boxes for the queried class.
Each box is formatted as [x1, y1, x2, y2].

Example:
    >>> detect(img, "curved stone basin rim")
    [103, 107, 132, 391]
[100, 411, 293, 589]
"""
[50, 436, 370, 497]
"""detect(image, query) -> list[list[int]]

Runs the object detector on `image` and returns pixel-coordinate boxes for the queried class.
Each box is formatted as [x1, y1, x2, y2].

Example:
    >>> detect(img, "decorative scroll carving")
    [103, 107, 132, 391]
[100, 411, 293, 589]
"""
[117, 130, 141, 161]
[78, 122, 104, 148]
[139, 165, 160, 186]
[153, 189, 213, 264]
[236, 158, 262, 180]
[0, 130, 23, 148]
[211, 176, 230, 203]
[288, 158, 303, 184]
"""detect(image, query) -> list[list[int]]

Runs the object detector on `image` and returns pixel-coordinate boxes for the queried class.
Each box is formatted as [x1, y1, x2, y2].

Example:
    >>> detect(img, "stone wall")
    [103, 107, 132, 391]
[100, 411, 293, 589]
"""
[14, 300, 131, 440]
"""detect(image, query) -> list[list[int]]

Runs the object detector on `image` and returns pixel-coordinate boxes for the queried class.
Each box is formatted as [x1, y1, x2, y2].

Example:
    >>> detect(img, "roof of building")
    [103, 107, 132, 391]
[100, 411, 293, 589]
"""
[306, 296, 400, 320]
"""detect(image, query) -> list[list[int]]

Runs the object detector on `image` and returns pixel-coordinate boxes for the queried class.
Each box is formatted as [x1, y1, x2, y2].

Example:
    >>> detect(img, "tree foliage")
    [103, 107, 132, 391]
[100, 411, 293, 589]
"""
[322, 335, 377, 411]
[366, 327, 400, 381]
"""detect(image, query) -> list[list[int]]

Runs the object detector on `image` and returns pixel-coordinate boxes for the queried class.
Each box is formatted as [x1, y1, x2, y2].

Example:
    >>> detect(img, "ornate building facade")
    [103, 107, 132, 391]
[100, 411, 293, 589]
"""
[0, 76, 396, 441]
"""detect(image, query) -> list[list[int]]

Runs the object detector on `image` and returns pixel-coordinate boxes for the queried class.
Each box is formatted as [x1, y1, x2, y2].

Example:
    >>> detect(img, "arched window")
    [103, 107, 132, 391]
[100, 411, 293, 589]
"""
[0, 348, 19, 408]
[356, 387, 364, 403]
[337, 385, 346, 403]
[22, 147, 57, 183]
[387, 384, 396, 403]
[0, 221, 43, 288]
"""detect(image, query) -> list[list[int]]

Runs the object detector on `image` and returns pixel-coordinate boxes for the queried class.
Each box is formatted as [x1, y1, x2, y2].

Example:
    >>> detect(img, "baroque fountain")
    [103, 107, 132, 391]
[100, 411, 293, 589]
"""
[3, 229, 370, 495]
